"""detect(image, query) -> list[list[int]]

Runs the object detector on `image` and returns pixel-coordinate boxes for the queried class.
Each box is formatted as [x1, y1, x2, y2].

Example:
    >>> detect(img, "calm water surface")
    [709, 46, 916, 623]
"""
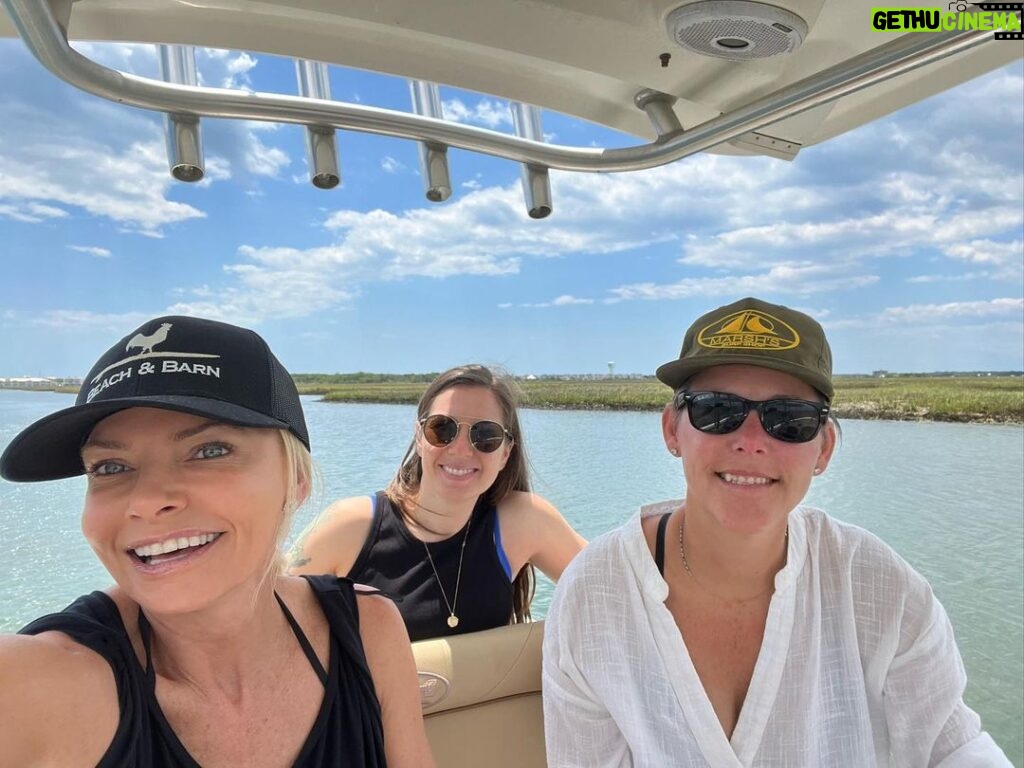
[2, 391, 1022, 763]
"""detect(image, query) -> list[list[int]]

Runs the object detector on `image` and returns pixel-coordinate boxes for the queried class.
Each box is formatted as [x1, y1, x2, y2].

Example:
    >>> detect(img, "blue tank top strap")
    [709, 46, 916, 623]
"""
[347, 492, 515, 640]
[492, 509, 513, 580]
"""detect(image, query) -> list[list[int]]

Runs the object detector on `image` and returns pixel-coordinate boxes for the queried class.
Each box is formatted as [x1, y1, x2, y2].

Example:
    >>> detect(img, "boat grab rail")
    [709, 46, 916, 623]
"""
[2, 0, 1012, 176]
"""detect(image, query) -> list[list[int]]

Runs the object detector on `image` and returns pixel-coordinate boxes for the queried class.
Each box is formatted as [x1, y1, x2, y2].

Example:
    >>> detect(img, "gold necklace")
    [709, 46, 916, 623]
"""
[422, 516, 472, 629]
[678, 514, 786, 603]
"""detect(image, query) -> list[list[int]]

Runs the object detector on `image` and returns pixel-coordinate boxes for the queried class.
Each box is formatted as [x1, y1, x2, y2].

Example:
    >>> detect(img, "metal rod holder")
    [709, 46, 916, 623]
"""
[410, 80, 452, 202]
[4, 0, 1012, 184]
[634, 89, 684, 139]
[157, 45, 204, 182]
[295, 59, 340, 189]
[511, 103, 552, 219]
[521, 165, 552, 219]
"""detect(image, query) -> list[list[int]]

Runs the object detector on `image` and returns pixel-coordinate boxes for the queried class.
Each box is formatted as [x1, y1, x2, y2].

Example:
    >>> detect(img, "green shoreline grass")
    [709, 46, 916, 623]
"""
[294, 375, 1024, 424]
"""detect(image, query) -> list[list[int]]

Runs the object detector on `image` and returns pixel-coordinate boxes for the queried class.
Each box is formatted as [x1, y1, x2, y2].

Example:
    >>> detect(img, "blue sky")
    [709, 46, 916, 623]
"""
[0, 39, 1021, 378]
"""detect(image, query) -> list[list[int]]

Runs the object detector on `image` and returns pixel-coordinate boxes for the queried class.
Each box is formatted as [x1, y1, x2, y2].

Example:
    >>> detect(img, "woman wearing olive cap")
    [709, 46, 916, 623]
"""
[0, 316, 434, 767]
[542, 297, 1010, 767]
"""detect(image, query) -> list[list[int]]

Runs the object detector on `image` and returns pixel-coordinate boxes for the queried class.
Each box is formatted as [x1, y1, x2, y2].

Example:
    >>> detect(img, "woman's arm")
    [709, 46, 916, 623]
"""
[286, 496, 375, 577]
[542, 587, 632, 768]
[883, 585, 1012, 767]
[0, 632, 119, 766]
[499, 493, 586, 581]
[356, 593, 436, 768]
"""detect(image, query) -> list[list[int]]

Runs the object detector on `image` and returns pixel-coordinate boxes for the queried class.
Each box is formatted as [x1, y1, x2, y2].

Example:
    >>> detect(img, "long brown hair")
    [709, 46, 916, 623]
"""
[386, 365, 535, 624]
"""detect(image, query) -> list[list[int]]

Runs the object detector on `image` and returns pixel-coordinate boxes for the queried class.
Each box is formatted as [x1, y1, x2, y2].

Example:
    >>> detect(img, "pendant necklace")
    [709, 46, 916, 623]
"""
[422, 515, 472, 629]
[678, 514, 787, 603]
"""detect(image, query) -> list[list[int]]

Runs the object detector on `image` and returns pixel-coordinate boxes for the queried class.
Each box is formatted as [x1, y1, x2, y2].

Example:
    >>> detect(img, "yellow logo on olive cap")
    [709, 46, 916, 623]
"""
[697, 310, 800, 351]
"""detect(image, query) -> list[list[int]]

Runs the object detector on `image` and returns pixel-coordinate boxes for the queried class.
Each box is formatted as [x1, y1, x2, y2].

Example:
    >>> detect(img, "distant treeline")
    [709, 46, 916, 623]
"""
[293, 372, 441, 386]
[17, 372, 1024, 423]
[292, 374, 1024, 424]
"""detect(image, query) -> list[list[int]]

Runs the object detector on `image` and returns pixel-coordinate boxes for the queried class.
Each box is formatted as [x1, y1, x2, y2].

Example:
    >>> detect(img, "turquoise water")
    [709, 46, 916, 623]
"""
[2, 390, 1022, 763]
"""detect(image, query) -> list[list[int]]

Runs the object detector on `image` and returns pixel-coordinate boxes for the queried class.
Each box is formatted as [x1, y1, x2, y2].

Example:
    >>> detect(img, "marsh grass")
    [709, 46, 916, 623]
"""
[300, 375, 1023, 423]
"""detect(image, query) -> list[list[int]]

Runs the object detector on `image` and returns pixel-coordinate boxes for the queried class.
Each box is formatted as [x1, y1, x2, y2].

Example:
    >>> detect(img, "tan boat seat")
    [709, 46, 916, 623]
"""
[412, 621, 546, 768]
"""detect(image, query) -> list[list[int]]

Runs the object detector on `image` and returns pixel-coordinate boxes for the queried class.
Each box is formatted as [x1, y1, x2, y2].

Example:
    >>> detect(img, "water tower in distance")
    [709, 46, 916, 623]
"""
[607, 361, 615, 378]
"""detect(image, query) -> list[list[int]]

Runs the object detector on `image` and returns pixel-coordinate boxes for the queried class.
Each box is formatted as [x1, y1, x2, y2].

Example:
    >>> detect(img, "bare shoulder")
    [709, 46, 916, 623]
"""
[354, 590, 408, 644]
[499, 490, 562, 522]
[286, 494, 376, 576]
[354, 593, 435, 767]
[353, 593, 414, 695]
[498, 491, 578, 538]
[0, 631, 119, 765]
[497, 492, 586, 580]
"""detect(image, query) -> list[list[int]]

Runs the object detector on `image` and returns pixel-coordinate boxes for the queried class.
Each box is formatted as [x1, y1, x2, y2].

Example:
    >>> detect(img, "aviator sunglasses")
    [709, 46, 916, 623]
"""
[419, 414, 513, 453]
[676, 391, 830, 444]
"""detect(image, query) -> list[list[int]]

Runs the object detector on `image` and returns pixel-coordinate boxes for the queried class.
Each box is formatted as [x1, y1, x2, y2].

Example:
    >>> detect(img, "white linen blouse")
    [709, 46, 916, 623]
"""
[542, 503, 1010, 767]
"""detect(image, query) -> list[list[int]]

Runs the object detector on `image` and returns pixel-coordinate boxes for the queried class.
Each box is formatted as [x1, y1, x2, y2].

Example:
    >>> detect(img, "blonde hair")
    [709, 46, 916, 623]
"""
[262, 429, 317, 589]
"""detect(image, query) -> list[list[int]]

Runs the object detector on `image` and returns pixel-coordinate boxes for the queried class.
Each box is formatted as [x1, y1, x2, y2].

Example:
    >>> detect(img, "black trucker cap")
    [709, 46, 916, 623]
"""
[1, 315, 309, 482]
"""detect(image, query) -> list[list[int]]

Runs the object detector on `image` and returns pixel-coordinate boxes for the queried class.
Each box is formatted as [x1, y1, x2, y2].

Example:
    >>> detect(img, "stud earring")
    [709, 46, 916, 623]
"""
[813, 468, 823, 476]
[670, 447, 680, 457]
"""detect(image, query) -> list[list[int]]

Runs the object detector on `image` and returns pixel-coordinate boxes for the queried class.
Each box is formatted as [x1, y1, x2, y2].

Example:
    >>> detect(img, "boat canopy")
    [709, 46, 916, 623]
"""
[1, 0, 1020, 216]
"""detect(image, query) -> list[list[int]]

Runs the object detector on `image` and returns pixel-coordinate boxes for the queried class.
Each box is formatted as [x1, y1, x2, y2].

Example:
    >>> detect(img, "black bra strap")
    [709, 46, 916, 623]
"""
[276, 592, 329, 686]
[654, 513, 671, 577]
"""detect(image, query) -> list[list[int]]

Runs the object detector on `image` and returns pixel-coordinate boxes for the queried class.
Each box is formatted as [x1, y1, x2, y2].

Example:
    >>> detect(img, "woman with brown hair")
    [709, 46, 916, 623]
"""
[288, 364, 585, 641]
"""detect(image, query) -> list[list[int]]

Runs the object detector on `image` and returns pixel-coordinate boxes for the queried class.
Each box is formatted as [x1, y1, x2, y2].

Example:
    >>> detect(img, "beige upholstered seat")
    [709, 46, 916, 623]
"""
[412, 621, 546, 768]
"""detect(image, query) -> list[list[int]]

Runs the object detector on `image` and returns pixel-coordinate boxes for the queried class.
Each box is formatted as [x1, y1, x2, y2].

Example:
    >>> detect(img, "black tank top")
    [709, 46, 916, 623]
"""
[348, 491, 514, 641]
[19, 575, 385, 768]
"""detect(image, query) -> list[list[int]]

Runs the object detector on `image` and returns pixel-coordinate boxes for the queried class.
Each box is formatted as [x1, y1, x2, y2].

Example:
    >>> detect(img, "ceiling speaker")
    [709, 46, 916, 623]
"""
[666, 1, 808, 60]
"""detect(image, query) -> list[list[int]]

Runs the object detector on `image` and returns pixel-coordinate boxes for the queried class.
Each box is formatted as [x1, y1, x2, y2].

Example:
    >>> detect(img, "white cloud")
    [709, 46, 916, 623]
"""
[0, 202, 69, 223]
[6, 41, 1015, 334]
[505, 294, 596, 308]
[68, 245, 112, 258]
[24, 309, 152, 332]
[906, 272, 987, 284]
[826, 298, 1024, 329]
[552, 295, 594, 306]
[606, 264, 879, 303]
[876, 298, 1024, 323]
[191, 84, 1019, 318]
[213, 50, 259, 88]
[243, 131, 290, 178]
[166, 263, 357, 325]
[1, 41, 290, 227]
[943, 239, 1023, 266]
[442, 98, 512, 129]
[0, 136, 206, 235]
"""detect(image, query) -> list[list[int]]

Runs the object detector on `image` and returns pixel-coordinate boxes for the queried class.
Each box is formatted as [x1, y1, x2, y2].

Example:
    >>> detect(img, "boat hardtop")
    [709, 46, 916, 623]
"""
[1, 0, 1020, 216]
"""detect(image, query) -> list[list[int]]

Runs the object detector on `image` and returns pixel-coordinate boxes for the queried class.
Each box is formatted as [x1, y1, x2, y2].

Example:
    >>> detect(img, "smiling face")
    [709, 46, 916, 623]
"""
[663, 364, 835, 536]
[79, 407, 291, 614]
[415, 385, 513, 507]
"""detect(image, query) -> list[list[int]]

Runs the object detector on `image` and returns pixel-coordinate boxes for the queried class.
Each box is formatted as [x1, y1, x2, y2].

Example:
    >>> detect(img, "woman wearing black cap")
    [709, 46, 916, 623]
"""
[0, 316, 434, 767]
[542, 298, 1010, 767]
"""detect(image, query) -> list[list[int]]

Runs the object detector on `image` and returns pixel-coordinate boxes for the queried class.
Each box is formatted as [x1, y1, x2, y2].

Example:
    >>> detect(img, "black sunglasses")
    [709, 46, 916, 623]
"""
[676, 391, 829, 444]
[419, 414, 513, 454]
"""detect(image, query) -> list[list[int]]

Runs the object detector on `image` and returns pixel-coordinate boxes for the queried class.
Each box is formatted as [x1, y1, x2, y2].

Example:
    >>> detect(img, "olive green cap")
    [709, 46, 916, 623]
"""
[655, 297, 834, 399]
